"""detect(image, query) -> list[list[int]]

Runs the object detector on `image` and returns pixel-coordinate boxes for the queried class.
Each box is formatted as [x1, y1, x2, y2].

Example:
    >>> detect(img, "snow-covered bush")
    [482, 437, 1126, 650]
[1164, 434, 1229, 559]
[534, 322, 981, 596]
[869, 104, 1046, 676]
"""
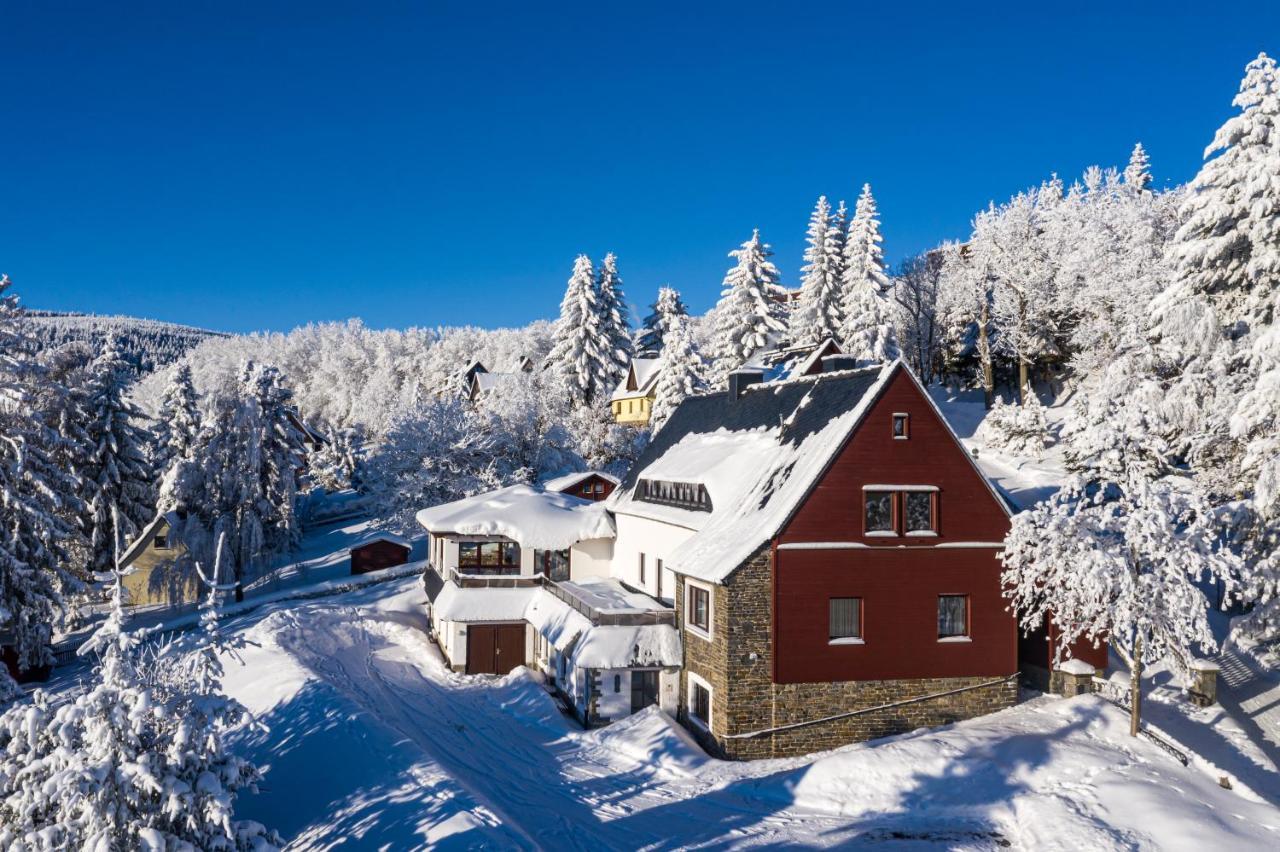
[977, 393, 1050, 458]
[306, 425, 363, 492]
[0, 561, 279, 849]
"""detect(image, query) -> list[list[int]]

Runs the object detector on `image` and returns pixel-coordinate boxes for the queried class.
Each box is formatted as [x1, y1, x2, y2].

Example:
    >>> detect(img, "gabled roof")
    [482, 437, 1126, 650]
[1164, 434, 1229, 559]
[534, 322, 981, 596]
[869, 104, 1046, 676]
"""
[742, 337, 843, 383]
[542, 470, 621, 493]
[416, 484, 616, 550]
[611, 357, 661, 401]
[610, 363, 896, 583]
[119, 511, 181, 568]
[351, 531, 413, 551]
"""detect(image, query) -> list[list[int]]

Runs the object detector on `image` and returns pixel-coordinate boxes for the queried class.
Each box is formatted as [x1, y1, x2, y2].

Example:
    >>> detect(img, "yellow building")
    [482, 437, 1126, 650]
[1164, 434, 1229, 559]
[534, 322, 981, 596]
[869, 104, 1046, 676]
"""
[610, 357, 660, 425]
[117, 513, 201, 608]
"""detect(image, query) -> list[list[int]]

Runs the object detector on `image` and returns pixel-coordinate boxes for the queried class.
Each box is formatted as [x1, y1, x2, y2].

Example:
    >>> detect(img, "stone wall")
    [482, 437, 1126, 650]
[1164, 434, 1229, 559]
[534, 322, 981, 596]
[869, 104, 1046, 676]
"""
[677, 546, 1019, 760]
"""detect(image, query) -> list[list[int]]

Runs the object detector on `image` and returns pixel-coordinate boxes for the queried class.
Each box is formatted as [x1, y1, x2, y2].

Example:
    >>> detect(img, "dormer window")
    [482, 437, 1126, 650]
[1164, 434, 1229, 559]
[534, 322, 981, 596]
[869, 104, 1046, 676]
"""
[635, 478, 712, 512]
[892, 413, 909, 439]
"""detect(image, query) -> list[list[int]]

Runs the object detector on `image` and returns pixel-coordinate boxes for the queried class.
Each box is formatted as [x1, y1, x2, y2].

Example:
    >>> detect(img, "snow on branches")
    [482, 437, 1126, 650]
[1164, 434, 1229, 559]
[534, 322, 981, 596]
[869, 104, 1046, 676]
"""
[709, 229, 787, 386]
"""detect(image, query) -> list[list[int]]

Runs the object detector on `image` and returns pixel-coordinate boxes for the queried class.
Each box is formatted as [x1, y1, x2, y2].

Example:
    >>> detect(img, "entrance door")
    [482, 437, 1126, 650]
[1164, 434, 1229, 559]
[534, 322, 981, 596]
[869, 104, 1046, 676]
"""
[466, 624, 525, 675]
[631, 670, 660, 713]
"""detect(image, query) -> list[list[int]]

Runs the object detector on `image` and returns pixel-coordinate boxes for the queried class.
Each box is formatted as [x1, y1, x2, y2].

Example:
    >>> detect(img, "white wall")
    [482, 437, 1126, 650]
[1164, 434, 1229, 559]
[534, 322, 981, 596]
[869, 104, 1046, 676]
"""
[569, 537, 615, 581]
[597, 669, 633, 720]
[611, 512, 696, 602]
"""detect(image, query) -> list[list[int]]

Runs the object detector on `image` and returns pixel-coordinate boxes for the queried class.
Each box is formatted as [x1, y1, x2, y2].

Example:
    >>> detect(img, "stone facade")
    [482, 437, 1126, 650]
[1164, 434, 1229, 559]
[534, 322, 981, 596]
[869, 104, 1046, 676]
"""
[677, 546, 1019, 760]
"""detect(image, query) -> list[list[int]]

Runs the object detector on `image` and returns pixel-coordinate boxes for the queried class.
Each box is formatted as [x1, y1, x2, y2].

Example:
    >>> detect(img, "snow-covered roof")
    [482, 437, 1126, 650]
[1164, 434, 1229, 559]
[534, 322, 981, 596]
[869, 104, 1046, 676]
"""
[610, 363, 898, 583]
[569, 623, 682, 669]
[742, 338, 844, 384]
[542, 471, 621, 493]
[524, 589, 593, 650]
[119, 511, 181, 568]
[611, 358, 661, 401]
[432, 584, 539, 623]
[351, 531, 412, 551]
[471, 371, 524, 394]
[557, 577, 669, 615]
[416, 484, 616, 550]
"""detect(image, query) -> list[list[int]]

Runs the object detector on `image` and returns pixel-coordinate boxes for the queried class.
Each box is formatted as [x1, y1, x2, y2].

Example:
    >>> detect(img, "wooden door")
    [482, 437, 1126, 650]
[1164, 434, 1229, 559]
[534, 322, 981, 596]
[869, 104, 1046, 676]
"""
[466, 626, 497, 675]
[494, 624, 525, 673]
[466, 624, 525, 675]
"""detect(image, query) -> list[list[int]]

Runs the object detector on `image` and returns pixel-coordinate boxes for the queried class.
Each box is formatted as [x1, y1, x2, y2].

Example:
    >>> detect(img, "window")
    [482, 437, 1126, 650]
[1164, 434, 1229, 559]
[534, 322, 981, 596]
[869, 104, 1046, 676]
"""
[938, 595, 969, 639]
[687, 582, 710, 635]
[536, 549, 570, 582]
[688, 674, 712, 728]
[829, 598, 862, 642]
[614, 674, 622, 693]
[458, 541, 520, 573]
[893, 413, 910, 439]
[154, 534, 169, 550]
[864, 491, 895, 533]
[635, 479, 713, 512]
[656, 558, 664, 601]
[639, 554, 647, 586]
[905, 491, 936, 534]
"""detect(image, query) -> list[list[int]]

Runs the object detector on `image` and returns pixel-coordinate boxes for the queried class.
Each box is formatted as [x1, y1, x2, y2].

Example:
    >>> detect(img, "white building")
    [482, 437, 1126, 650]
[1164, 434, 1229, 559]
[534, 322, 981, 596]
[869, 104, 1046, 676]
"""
[418, 479, 680, 726]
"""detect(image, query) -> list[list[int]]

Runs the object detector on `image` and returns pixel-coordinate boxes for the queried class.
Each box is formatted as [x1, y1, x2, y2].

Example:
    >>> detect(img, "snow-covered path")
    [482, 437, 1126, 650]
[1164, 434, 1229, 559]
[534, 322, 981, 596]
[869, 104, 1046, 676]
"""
[1217, 646, 1280, 766]
[214, 577, 1280, 851]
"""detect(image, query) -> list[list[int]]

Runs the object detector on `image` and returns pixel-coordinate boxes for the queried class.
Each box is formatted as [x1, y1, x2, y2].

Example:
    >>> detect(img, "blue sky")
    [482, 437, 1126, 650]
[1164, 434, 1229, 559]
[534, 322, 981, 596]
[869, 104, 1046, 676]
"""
[4, 2, 1278, 334]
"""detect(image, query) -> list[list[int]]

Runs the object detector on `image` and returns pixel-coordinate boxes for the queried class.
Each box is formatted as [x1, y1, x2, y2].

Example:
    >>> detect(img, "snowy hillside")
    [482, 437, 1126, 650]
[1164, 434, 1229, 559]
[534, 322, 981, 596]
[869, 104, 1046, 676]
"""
[25, 310, 225, 376]
[207, 576, 1279, 850]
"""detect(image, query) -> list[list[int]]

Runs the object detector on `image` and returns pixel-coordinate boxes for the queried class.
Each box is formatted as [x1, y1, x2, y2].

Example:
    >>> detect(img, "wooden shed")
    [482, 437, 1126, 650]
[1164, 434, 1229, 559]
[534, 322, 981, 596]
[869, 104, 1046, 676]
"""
[351, 533, 412, 575]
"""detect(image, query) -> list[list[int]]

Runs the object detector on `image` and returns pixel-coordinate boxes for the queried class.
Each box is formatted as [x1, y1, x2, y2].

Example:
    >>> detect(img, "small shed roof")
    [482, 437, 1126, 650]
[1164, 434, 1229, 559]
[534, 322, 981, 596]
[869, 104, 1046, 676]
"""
[351, 531, 412, 551]
[542, 471, 621, 493]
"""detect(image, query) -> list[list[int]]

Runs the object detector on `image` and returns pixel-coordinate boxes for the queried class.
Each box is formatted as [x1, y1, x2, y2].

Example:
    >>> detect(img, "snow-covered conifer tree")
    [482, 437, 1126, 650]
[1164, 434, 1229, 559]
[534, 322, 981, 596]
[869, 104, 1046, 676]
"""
[595, 253, 633, 389]
[244, 363, 304, 554]
[1123, 142, 1153, 192]
[545, 255, 610, 407]
[81, 338, 155, 572]
[650, 317, 707, 431]
[0, 276, 83, 677]
[635, 286, 688, 356]
[153, 363, 201, 474]
[978, 392, 1049, 458]
[789, 196, 845, 348]
[1002, 393, 1245, 733]
[307, 424, 363, 492]
[709, 230, 787, 386]
[0, 539, 278, 849]
[839, 184, 901, 364]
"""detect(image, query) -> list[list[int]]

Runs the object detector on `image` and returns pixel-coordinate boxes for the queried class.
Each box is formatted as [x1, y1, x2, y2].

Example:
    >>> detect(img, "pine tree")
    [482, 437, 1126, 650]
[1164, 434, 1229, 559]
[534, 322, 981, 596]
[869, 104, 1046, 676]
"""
[789, 196, 845, 348]
[1123, 142, 1153, 192]
[840, 184, 901, 364]
[650, 317, 708, 431]
[545, 255, 610, 407]
[244, 363, 303, 554]
[636, 286, 689, 356]
[82, 338, 155, 573]
[595, 253, 634, 389]
[154, 363, 201, 475]
[709, 230, 787, 386]
[0, 276, 82, 677]
[0, 541, 279, 849]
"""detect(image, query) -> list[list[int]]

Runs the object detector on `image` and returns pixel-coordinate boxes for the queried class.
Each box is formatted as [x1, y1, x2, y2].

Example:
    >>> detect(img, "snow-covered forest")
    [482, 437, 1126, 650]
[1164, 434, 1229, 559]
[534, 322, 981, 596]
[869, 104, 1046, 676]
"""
[1, 47, 1278, 850]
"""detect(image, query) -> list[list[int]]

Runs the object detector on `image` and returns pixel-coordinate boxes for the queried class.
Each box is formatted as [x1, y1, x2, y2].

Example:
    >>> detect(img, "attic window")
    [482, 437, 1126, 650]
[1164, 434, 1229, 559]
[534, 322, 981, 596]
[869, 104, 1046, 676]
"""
[892, 413, 909, 439]
[635, 479, 712, 512]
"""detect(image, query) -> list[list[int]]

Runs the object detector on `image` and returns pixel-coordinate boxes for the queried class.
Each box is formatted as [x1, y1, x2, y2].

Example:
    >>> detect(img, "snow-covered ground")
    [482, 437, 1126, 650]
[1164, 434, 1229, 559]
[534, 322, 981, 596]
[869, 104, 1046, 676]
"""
[209, 576, 1280, 850]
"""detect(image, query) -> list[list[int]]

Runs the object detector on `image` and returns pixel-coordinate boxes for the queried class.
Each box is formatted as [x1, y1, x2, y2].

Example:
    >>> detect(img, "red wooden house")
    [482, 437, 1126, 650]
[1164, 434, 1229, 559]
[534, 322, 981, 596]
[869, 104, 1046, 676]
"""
[610, 359, 1028, 759]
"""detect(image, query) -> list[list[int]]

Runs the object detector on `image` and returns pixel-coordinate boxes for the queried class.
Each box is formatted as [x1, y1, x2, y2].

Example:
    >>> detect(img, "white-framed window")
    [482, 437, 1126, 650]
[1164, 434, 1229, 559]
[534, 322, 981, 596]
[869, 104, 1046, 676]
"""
[829, 597, 864, 644]
[686, 671, 713, 730]
[892, 412, 910, 439]
[639, 553, 647, 586]
[685, 579, 713, 640]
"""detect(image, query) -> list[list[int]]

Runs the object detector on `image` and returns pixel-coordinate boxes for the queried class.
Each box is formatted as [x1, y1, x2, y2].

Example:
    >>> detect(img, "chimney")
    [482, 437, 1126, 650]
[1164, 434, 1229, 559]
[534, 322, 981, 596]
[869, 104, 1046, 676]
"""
[822, 354, 860, 373]
[728, 369, 765, 399]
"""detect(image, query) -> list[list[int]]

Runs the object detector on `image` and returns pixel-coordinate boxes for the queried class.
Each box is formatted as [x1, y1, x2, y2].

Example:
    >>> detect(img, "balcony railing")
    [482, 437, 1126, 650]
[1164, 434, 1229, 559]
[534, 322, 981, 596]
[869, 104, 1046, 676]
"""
[543, 581, 676, 627]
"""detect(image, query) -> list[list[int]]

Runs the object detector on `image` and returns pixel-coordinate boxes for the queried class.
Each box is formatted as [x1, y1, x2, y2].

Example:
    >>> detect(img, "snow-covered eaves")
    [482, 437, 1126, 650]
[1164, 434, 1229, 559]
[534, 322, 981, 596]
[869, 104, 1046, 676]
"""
[119, 510, 181, 568]
[611, 363, 897, 584]
[569, 623, 682, 669]
[432, 584, 539, 623]
[416, 484, 616, 550]
[542, 471, 621, 494]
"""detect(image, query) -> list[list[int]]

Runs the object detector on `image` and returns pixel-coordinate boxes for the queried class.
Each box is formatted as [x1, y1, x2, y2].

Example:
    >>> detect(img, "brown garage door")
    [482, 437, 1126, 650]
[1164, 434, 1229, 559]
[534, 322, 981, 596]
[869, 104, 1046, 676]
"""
[465, 623, 526, 675]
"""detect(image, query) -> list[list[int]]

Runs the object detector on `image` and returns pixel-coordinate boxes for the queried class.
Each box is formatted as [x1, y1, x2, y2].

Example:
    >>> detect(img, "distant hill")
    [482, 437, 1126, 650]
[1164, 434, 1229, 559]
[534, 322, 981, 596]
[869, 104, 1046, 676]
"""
[24, 310, 227, 377]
